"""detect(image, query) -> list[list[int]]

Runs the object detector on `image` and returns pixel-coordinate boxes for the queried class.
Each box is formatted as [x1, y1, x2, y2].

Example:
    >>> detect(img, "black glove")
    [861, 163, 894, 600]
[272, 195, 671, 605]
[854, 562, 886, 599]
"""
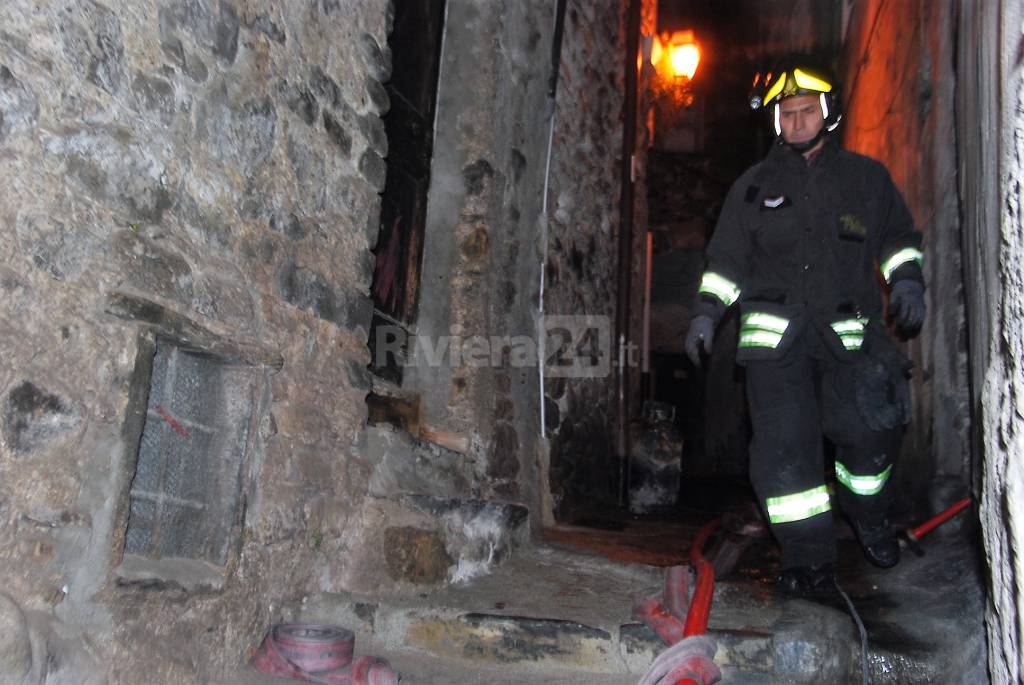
[685, 315, 714, 366]
[889, 280, 925, 337]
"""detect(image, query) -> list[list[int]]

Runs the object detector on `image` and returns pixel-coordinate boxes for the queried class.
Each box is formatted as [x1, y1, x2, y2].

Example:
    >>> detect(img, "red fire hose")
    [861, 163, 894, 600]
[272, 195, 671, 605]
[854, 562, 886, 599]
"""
[253, 623, 397, 685]
[635, 519, 723, 685]
[639, 499, 972, 684]
[683, 519, 720, 639]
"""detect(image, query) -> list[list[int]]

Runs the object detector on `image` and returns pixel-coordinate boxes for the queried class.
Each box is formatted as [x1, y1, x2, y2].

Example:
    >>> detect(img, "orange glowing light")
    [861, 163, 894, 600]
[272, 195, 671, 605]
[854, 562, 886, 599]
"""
[667, 31, 700, 80]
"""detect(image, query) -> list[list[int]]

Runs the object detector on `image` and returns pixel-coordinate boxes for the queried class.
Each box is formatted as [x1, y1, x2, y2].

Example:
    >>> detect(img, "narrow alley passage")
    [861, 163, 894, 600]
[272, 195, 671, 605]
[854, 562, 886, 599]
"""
[0, 0, 1019, 683]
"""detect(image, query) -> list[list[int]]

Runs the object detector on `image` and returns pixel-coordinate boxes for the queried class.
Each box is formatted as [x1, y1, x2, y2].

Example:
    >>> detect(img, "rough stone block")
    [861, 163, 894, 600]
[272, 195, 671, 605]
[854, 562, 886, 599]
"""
[286, 134, 327, 200]
[383, 527, 453, 585]
[2, 381, 79, 454]
[183, 52, 209, 82]
[244, 13, 286, 44]
[309, 66, 342, 110]
[343, 292, 373, 334]
[112, 230, 193, 303]
[358, 33, 391, 82]
[172, 193, 234, 249]
[292, 446, 334, 485]
[364, 77, 390, 116]
[163, 0, 239, 65]
[15, 216, 98, 281]
[57, 0, 125, 95]
[196, 86, 277, 178]
[0, 593, 31, 681]
[44, 127, 175, 224]
[358, 149, 387, 192]
[345, 358, 372, 390]
[279, 80, 318, 126]
[359, 113, 387, 156]
[0, 66, 39, 144]
[271, 402, 333, 446]
[130, 72, 176, 125]
[275, 259, 350, 328]
[322, 110, 352, 155]
[364, 206, 382, 246]
[314, 0, 341, 15]
[191, 274, 255, 329]
[365, 426, 471, 500]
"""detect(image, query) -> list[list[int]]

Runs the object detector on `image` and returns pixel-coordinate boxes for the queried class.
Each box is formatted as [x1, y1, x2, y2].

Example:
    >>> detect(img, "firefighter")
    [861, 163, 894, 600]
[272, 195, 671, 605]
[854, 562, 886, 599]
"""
[684, 61, 925, 597]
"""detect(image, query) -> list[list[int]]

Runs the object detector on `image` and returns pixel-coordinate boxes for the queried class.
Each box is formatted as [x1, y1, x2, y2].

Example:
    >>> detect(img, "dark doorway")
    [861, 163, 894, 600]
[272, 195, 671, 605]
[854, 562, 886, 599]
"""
[368, 0, 447, 384]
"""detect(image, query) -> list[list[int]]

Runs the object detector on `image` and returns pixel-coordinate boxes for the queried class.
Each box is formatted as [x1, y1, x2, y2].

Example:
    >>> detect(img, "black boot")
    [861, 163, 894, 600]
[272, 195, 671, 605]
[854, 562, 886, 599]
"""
[854, 521, 900, 568]
[777, 563, 836, 598]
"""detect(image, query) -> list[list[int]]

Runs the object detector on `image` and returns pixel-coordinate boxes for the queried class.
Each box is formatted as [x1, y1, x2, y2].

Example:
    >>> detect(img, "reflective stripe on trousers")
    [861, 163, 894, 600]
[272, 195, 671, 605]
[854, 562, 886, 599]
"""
[765, 484, 832, 524]
[835, 461, 892, 496]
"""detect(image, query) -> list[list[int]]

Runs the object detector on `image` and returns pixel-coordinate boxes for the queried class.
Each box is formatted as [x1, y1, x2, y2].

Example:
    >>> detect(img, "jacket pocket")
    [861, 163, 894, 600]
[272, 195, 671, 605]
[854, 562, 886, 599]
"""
[837, 211, 869, 242]
[735, 301, 803, 363]
[834, 209, 870, 276]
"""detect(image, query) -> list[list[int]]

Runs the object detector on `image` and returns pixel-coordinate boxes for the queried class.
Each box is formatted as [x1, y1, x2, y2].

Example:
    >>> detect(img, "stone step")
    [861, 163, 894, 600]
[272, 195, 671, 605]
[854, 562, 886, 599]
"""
[287, 593, 833, 682]
[288, 546, 864, 683]
[283, 607, 746, 681]
[236, 530, 985, 684]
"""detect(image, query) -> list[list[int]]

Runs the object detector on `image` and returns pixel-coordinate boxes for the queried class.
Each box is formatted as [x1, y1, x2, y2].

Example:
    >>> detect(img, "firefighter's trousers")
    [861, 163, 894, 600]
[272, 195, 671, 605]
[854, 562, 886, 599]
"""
[745, 326, 899, 569]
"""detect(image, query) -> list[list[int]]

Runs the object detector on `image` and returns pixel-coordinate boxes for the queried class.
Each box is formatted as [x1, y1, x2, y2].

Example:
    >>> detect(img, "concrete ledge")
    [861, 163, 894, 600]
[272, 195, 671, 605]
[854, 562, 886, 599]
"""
[405, 613, 614, 669]
[113, 554, 225, 592]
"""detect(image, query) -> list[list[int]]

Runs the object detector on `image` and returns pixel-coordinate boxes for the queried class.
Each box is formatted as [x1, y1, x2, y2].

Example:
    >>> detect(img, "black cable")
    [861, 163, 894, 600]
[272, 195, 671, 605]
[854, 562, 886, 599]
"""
[834, 577, 870, 685]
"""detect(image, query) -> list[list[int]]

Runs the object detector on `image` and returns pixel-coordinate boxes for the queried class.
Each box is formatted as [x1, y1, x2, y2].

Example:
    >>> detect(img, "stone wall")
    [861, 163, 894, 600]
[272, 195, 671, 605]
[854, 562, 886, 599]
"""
[841, 0, 970, 515]
[0, 0, 644, 672]
[0, 0, 391, 679]
[846, 0, 1024, 679]
[541, 0, 628, 519]
[351, 0, 633, 546]
[959, 1, 1024, 681]
[353, 0, 557, 586]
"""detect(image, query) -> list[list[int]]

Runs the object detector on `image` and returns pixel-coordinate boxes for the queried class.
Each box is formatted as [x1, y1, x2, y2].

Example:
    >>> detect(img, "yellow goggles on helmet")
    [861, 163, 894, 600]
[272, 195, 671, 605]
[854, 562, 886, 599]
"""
[762, 68, 833, 106]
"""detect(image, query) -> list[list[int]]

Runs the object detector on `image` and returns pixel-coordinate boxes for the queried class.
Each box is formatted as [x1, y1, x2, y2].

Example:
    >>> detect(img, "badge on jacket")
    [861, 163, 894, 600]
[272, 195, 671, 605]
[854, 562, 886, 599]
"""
[760, 195, 791, 210]
[839, 213, 869, 240]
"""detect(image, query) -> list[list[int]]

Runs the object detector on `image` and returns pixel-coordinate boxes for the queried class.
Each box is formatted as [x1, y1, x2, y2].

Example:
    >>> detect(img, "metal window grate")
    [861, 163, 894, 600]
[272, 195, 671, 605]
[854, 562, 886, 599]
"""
[124, 340, 256, 566]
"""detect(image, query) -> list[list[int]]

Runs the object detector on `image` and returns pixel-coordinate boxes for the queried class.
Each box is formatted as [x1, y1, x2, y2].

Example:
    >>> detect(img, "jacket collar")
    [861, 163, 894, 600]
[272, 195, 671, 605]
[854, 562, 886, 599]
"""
[768, 135, 839, 170]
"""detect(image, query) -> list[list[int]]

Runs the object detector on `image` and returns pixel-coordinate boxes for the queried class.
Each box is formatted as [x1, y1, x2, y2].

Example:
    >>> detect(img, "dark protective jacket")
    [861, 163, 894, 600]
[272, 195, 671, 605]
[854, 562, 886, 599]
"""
[695, 137, 924, 360]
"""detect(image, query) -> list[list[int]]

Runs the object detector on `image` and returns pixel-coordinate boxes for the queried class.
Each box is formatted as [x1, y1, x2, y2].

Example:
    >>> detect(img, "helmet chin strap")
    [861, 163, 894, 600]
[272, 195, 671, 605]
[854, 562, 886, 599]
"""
[786, 125, 828, 152]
